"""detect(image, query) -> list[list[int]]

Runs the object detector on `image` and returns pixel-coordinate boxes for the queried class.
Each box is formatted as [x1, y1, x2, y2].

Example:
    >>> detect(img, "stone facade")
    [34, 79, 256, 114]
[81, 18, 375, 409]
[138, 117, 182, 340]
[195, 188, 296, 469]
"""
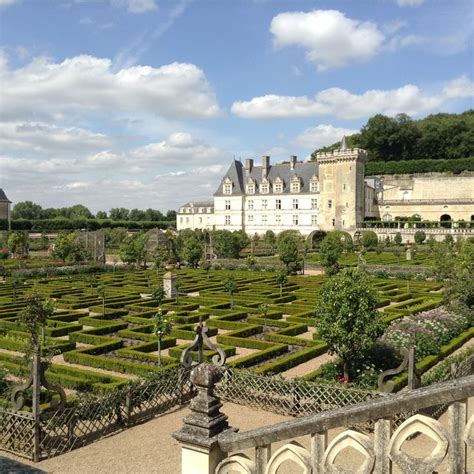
[177, 201, 215, 232]
[0, 189, 11, 224]
[177, 140, 474, 236]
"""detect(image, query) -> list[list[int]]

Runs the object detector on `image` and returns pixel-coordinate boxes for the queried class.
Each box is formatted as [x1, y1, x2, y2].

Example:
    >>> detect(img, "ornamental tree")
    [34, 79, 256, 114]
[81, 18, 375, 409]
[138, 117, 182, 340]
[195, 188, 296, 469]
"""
[275, 271, 288, 297]
[361, 231, 379, 250]
[153, 310, 172, 366]
[394, 232, 402, 245]
[277, 234, 300, 270]
[258, 303, 270, 332]
[319, 233, 344, 275]
[119, 232, 149, 268]
[414, 230, 426, 244]
[224, 278, 238, 309]
[183, 235, 203, 268]
[96, 284, 106, 316]
[151, 287, 165, 308]
[19, 294, 55, 349]
[315, 269, 385, 381]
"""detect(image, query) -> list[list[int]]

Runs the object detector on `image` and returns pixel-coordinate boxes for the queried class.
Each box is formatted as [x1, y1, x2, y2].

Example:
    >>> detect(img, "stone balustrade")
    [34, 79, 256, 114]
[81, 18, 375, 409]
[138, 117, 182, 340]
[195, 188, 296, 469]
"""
[174, 373, 474, 473]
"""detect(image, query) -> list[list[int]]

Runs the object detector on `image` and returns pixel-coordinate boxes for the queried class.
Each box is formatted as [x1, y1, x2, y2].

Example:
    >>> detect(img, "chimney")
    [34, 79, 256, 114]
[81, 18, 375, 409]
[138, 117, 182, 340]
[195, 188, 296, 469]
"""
[244, 158, 254, 175]
[290, 155, 297, 170]
[262, 155, 270, 178]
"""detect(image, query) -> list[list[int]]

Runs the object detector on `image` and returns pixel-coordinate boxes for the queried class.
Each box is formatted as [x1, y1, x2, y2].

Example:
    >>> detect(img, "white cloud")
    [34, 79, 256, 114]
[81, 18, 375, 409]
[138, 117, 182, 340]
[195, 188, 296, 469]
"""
[294, 124, 359, 149]
[111, 0, 157, 13]
[396, 0, 426, 6]
[270, 10, 385, 71]
[231, 75, 474, 120]
[0, 0, 20, 6]
[387, 34, 427, 51]
[0, 122, 112, 156]
[0, 54, 220, 121]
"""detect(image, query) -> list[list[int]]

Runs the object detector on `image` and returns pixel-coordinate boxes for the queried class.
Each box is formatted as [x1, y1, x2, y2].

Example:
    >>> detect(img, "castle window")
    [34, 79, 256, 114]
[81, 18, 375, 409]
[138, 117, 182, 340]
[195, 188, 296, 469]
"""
[248, 215, 253, 222]
[332, 218, 336, 226]
[383, 213, 392, 222]
[346, 202, 348, 207]
[225, 200, 231, 210]
[328, 200, 332, 209]
[248, 199, 254, 210]
[262, 215, 267, 225]
[199, 217, 202, 224]
[275, 215, 281, 225]
[186, 217, 189, 224]
[260, 180, 269, 194]
[274, 181, 283, 193]
[311, 215, 317, 225]
[310, 176, 319, 193]
[290, 177, 301, 193]
[247, 182, 255, 194]
[293, 215, 299, 225]
[311, 199, 317, 210]
[343, 184, 346, 190]
[180, 217, 183, 223]
[225, 215, 231, 225]
[223, 178, 232, 195]
[292, 199, 298, 210]
[276, 199, 281, 210]
[262, 199, 268, 210]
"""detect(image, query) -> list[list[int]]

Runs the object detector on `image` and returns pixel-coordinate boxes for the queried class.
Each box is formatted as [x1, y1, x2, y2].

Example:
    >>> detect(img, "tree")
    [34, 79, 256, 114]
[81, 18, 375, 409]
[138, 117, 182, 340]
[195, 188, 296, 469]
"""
[319, 233, 344, 275]
[251, 233, 260, 254]
[109, 208, 130, 221]
[96, 284, 106, 316]
[277, 233, 300, 270]
[151, 287, 165, 307]
[11, 201, 43, 220]
[8, 231, 28, 258]
[414, 230, 426, 244]
[258, 303, 270, 332]
[153, 310, 172, 366]
[394, 232, 402, 245]
[224, 278, 238, 309]
[264, 230, 276, 252]
[211, 230, 248, 259]
[315, 269, 384, 381]
[19, 294, 55, 349]
[275, 271, 288, 297]
[183, 235, 203, 268]
[68, 204, 93, 220]
[361, 231, 379, 250]
[129, 208, 146, 221]
[96, 211, 108, 219]
[52, 233, 87, 263]
[119, 232, 149, 268]
[10, 276, 22, 302]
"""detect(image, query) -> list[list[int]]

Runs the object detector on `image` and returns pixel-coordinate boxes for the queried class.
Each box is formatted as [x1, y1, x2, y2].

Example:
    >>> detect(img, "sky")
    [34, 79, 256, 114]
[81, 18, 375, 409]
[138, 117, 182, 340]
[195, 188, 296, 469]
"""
[0, 0, 473, 213]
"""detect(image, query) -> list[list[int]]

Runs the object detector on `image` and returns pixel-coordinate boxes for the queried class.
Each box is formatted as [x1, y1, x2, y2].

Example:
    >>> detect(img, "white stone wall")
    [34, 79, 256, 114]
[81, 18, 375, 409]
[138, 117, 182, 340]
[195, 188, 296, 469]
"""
[214, 196, 245, 231]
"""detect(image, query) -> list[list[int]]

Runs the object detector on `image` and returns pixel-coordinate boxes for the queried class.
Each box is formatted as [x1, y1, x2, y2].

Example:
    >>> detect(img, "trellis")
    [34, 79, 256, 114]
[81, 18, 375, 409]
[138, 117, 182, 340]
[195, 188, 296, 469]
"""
[215, 368, 380, 417]
[0, 367, 194, 461]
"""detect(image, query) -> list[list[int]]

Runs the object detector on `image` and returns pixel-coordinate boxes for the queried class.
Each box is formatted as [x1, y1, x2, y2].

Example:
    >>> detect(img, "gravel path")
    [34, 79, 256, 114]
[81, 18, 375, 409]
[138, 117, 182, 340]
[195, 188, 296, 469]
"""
[280, 351, 334, 379]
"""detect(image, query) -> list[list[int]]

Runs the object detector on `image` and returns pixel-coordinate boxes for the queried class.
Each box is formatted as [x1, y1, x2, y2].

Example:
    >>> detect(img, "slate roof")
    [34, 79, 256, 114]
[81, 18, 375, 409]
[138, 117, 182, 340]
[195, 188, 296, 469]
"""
[214, 160, 319, 196]
[0, 189, 11, 203]
[179, 201, 214, 208]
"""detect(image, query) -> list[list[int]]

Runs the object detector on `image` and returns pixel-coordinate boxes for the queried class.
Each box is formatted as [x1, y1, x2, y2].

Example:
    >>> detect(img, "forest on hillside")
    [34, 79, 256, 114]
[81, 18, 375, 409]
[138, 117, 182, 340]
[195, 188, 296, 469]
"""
[310, 110, 474, 173]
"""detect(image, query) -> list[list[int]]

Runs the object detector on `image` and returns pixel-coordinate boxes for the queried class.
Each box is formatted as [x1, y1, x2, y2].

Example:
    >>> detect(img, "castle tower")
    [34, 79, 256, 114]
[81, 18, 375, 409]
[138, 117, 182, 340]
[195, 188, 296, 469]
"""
[316, 137, 367, 231]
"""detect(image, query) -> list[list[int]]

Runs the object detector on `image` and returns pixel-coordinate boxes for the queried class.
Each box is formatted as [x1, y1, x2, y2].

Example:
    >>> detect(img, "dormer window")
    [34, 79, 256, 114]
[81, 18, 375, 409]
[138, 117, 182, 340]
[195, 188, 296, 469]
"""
[260, 178, 269, 194]
[273, 177, 283, 194]
[246, 178, 256, 194]
[310, 175, 319, 193]
[290, 176, 301, 193]
[223, 177, 233, 195]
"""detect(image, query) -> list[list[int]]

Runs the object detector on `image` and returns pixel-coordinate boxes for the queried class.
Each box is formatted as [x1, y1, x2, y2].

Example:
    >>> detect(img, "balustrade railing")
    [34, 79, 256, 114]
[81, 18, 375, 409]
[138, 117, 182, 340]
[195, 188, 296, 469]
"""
[174, 369, 473, 473]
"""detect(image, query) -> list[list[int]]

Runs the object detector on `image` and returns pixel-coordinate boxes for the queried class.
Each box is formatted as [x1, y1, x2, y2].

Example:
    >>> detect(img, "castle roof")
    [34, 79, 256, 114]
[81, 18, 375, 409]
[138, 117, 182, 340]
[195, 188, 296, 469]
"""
[214, 159, 319, 196]
[0, 189, 11, 203]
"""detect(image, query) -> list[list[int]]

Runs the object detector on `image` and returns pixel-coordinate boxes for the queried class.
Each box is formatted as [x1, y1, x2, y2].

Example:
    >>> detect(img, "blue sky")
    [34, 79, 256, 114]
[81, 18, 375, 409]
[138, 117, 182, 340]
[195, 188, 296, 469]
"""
[0, 0, 473, 212]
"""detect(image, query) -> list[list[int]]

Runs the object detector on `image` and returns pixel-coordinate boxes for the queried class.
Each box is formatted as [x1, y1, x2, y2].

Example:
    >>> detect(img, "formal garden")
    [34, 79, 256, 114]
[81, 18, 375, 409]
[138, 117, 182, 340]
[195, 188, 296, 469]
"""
[0, 228, 472, 461]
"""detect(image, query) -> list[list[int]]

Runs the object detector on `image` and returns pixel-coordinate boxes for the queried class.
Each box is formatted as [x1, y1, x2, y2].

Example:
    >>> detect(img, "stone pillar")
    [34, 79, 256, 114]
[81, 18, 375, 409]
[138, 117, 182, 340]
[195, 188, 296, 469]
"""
[405, 242, 413, 261]
[173, 362, 236, 474]
[163, 272, 177, 298]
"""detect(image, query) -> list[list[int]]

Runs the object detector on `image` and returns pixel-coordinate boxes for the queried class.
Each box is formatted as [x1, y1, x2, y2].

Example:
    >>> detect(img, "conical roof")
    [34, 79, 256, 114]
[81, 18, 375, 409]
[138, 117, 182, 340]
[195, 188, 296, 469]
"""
[0, 189, 11, 203]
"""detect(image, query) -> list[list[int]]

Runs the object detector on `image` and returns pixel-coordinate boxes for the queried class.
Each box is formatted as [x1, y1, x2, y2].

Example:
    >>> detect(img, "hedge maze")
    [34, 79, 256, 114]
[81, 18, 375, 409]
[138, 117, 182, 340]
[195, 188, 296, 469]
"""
[0, 269, 455, 398]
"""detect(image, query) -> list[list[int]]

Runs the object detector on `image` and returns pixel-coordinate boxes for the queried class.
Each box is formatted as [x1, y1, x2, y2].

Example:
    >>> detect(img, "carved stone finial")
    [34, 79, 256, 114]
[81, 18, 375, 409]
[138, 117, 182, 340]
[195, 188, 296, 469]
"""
[173, 361, 236, 448]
